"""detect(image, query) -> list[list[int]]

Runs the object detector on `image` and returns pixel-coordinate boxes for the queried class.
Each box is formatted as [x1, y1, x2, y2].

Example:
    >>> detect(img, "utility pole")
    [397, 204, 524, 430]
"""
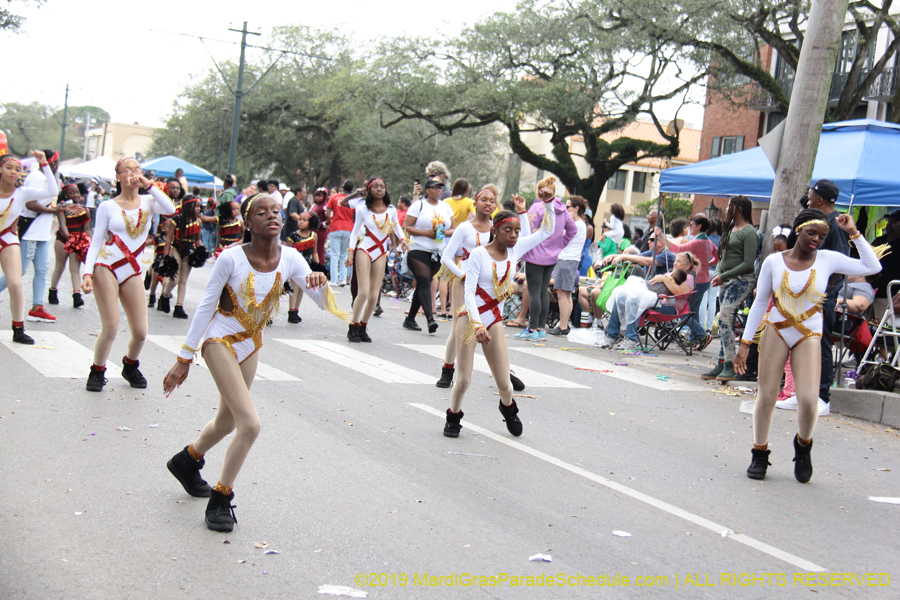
[217, 106, 228, 178]
[83, 111, 92, 160]
[58, 84, 69, 158]
[227, 22, 260, 176]
[766, 0, 850, 252]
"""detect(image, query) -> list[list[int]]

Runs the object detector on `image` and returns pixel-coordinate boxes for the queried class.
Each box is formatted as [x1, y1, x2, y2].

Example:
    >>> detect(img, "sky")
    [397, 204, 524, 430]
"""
[1, 0, 705, 130]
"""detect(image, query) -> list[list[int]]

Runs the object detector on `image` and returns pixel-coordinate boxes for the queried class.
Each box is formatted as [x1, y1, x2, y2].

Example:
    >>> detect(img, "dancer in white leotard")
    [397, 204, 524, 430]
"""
[163, 193, 346, 532]
[82, 158, 176, 392]
[442, 183, 556, 438]
[0, 151, 59, 344]
[737, 208, 880, 483]
[433, 187, 530, 388]
[342, 178, 408, 342]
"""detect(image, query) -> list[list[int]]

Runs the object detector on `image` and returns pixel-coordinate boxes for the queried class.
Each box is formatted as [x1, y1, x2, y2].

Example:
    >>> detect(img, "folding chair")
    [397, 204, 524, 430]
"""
[831, 311, 869, 369]
[637, 292, 696, 355]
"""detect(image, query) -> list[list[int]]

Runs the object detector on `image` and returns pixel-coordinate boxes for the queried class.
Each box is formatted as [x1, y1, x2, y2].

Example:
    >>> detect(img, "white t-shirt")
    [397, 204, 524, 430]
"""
[19, 169, 60, 242]
[558, 219, 586, 261]
[406, 199, 454, 252]
[86, 191, 97, 209]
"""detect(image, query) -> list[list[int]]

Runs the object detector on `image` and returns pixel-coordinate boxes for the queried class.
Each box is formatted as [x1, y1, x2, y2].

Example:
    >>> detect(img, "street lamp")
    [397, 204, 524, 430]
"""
[705, 198, 720, 219]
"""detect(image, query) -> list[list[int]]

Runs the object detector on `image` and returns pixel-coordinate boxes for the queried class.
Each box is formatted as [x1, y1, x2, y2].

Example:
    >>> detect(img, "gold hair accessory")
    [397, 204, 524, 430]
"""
[794, 219, 828, 234]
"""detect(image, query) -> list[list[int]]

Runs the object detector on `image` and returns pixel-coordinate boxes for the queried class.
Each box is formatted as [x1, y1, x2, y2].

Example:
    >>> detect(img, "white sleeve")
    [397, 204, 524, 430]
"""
[19, 165, 59, 202]
[348, 207, 365, 250]
[463, 249, 485, 327]
[178, 250, 235, 361]
[441, 223, 467, 279]
[348, 197, 365, 210]
[388, 206, 404, 239]
[287, 250, 330, 310]
[742, 255, 775, 343]
[513, 200, 556, 257]
[147, 185, 176, 216]
[83, 202, 111, 275]
[518, 211, 530, 232]
[823, 237, 881, 277]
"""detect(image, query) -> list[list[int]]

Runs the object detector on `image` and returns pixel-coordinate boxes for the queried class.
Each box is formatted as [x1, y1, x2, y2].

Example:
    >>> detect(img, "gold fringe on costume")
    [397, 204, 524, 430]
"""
[122, 209, 150, 238]
[239, 271, 283, 334]
[774, 268, 825, 320]
[319, 285, 351, 322]
[873, 243, 892, 261]
[434, 263, 462, 285]
[461, 317, 483, 345]
[371, 215, 395, 236]
[494, 263, 514, 302]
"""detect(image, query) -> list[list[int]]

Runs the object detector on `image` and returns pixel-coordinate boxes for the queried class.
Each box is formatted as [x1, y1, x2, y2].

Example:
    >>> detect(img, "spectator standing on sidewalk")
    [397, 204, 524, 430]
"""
[326, 180, 355, 285]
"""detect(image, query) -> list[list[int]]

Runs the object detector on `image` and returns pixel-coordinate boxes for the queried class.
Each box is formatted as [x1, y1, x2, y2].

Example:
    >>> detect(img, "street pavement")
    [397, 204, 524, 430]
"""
[1, 253, 899, 599]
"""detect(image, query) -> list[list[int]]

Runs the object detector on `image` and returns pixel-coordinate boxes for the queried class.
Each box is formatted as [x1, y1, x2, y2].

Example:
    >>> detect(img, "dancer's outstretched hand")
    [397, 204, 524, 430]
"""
[733, 345, 749, 375]
[306, 272, 327, 289]
[475, 327, 491, 344]
[163, 362, 190, 396]
[82, 274, 93, 294]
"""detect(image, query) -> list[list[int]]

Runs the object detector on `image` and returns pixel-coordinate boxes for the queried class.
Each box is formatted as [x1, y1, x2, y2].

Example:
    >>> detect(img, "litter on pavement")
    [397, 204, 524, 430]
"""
[317, 585, 368, 598]
[528, 553, 552, 562]
[612, 530, 632, 537]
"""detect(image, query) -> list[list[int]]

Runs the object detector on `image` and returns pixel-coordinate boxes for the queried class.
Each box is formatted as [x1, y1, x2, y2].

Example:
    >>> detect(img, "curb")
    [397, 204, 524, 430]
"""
[726, 380, 900, 428]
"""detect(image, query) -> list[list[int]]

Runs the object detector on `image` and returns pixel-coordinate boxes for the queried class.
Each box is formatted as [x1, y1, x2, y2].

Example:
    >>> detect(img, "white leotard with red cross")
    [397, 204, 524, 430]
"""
[348, 197, 404, 261]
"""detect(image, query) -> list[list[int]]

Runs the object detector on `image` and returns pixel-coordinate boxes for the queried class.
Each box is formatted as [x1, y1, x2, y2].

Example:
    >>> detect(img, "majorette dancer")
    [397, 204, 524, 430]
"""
[163, 193, 347, 532]
[442, 180, 556, 438]
[0, 151, 59, 344]
[162, 195, 206, 319]
[48, 183, 91, 308]
[82, 158, 176, 392]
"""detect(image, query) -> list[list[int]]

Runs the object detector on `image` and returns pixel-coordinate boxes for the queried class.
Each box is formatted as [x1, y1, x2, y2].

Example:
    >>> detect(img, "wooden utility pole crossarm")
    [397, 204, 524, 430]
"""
[766, 0, 850, 254]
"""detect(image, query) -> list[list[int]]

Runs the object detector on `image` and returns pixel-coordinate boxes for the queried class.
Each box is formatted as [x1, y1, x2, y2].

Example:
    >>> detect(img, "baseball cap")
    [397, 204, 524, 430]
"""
[424, 179, 445, 189]
[809, 179, 839, 203]
[888, 210, 900, 221]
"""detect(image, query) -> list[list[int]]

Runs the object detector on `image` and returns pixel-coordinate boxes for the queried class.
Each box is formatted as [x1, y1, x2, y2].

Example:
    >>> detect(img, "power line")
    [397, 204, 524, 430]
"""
[148, 28, 330, 60]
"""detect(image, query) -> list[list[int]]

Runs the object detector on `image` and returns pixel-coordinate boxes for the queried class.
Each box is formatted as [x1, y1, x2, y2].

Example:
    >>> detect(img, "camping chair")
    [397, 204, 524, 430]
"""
[831, 311, 870, 370]
[637, 292, 696, 356]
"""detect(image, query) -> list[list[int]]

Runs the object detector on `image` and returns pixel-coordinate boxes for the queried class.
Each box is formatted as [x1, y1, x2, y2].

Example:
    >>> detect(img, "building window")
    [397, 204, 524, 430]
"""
[710, 135, 744, 158]
[632, 171, 646, 193]
[607, 170, 627, 191]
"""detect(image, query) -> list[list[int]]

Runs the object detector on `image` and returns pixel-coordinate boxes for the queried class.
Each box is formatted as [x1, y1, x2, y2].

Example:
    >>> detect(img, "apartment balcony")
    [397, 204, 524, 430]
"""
[750, 68, 898, 110]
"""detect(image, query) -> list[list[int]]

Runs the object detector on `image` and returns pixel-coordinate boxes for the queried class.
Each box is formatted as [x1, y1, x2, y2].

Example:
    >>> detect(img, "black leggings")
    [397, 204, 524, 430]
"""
[407, 249, 441, 323]
[525, 262, 555, 331]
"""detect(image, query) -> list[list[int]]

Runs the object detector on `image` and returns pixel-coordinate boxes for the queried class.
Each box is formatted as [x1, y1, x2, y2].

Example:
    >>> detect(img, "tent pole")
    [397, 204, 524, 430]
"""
[835, 194, 855, 387]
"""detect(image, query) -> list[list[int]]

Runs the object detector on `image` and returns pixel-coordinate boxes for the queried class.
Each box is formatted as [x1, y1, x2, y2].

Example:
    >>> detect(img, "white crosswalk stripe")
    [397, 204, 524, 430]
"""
[276, 339, 434, 384]
[147, 335, 300, 381]
[402, 344, 589, 389]
[510, 347, 707, 392]
[1, 331, 123, 378]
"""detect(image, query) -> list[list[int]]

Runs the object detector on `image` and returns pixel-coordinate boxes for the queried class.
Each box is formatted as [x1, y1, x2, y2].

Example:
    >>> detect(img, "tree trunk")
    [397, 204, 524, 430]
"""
[766, 0, 850, 258]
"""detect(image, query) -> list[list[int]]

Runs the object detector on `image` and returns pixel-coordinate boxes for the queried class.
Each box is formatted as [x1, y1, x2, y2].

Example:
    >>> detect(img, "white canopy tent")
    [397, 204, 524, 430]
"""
[58, 156, 117, 182]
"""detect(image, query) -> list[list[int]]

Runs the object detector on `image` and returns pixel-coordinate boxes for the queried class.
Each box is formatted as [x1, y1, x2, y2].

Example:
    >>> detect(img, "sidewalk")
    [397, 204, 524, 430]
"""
[554, 330, 900, 429]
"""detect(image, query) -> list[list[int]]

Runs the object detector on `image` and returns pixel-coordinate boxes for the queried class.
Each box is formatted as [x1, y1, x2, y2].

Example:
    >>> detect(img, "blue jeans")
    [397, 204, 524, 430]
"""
[329, 229, 351, 283]
[688, 281, 710, 340]
[0, 239, 51, 307]
[201, 228, 217, 253]
[699, 271, 718, 330]
[716, 275, 755, 362]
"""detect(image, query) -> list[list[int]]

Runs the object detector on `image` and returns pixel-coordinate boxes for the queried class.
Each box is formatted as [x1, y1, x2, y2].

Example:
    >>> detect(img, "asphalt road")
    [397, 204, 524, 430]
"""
[1, 254, 898, 599]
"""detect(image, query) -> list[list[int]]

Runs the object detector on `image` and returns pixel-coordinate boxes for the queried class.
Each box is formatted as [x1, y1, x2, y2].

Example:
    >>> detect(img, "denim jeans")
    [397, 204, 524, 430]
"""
[699, 270, 718, 330]
[688, 281, 711, 340]
[0, 239, 51, 306]
[201, 228, 217, 253]
[329, 229, 351, 283]
[716, 275, 755, 362]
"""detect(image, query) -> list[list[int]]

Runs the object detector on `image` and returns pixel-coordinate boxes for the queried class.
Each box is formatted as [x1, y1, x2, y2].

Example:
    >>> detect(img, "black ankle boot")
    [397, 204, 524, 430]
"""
[747, 448, 771, 480]
[167, 446, 212, 497]
[793, 435, 813, 483]
[73, 292, 84, 308]
[403, 318, 421, 332]
[147, 294, 156, 308]
[48, 288, 59, 305]
[86, 367, 107, 392]
[427, 319, 438, 334]
[498, 400, 523, 436]
[347, 323, 361, 343]
[157, 295, 171, 313]
[287, 310, 301, 324]
[12, 325, 34, 345]
[122, 357, 148, 389]
[172, 305, 188, 319]
[509, 371, 525, 392]
[443, 409, 464, 438]
[205, 489, 237, 532]
[144, 270, 152, 290]
[358, 323, 372, 342]
[436, 366, 454, 388]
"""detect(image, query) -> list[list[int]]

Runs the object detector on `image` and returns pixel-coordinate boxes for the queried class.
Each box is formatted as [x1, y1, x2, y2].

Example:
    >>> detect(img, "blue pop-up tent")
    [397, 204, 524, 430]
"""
[659, 119, 900, 205]
[140, 155, 222, 189]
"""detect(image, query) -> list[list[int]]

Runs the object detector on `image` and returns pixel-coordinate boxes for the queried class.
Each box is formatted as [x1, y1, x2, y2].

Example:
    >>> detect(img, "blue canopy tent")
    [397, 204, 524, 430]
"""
[140, 156, 222, 190]
[659, 119, 900, 206]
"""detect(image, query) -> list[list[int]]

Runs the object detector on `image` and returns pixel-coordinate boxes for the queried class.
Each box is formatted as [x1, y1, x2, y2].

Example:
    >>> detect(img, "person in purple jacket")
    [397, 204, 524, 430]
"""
[514, 176, 577, 341]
